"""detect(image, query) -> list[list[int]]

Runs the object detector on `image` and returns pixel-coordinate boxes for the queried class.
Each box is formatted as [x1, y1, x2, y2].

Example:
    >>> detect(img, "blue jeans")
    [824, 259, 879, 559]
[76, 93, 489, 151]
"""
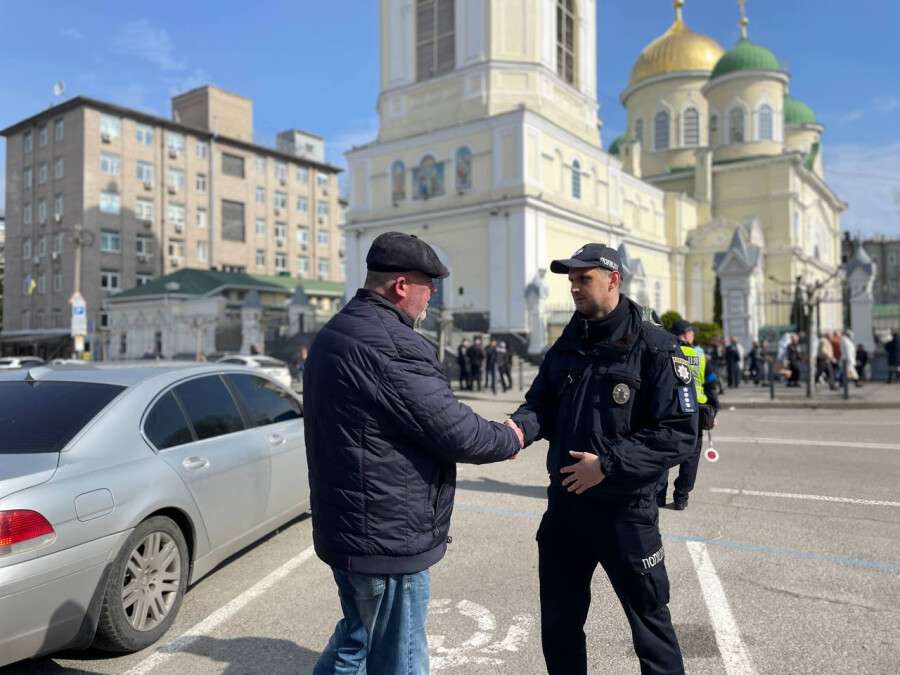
[313, 568, 430, 675]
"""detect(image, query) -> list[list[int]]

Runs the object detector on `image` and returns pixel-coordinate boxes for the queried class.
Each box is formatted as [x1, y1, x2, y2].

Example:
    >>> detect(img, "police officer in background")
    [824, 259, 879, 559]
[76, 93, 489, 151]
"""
[507, 244, 698, 675]
[657, 320, 711, 510]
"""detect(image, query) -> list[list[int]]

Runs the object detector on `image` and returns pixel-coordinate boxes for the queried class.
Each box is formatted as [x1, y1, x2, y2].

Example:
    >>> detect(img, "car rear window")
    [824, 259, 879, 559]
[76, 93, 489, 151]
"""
[174, 375, 245, 440]
[0, 381, 125, 453]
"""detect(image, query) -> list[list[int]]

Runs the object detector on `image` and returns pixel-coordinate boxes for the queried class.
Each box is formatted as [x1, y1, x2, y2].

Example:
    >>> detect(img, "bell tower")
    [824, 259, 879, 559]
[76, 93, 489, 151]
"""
[378, 0, 600, 145]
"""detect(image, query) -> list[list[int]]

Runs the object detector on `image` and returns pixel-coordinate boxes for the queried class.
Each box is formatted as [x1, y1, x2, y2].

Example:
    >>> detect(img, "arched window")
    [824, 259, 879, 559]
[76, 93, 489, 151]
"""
[455, 146, 472, 192]
[416, 0, 456, 82]
[634, 118, 644, 146]
[654, 110, 670, 151]
[709, 114, 719, 145]
[683, 107, 700, 147]
[571, 159, 581, 199]
[729, 107, 745, 143]
[758, 104, 773, 141]
[557, 0, 577, 86]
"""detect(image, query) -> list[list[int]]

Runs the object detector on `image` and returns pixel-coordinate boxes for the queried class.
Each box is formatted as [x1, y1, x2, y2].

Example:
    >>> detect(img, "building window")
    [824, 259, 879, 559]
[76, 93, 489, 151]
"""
[167, 168, 185, 192]
[24, 130, 33, 153]
[196, 208, 207, 228]
[391, 161, 407, 202]
[222, 153, 245, 178]
[274, 191, 287, 210]
[55, 158, 64, 179]
[136, 199, 154, 221]
[136, 124, 154, 145]
[38, 275, 46, 295]
[23, 238, 32, 259]
[24, 204, 32, 224]
[54, 274, 62, 292]
[654, 110, 670, 151]
[38, 162, 48, 184]
[296, 196, 309, 213]
[275, 161, 287, 181]
[24, 167, 33, 189]
[136, 274, 153, 287]
[100, 152, 121, 176]
[296, 228, 310, 245]
[709, 114, 719, 144]
[317, 202, 330, 217]
[38, 125, 48, 147]
[729, 107, 745, 143]
[54, 194, 64, 218]
[758, 104, 773, 141]
[635, 118, 644, 146]
[100, 270, 121, 291]
[100, 114, 121, 140]
[455, 147, 472, 192]
[275, 222, 287, 242]
[256, 155, 266, 176]
[54, 118, 64, 141]
[196, 241, 208, 262]
[256, 218, 266, 236]
[167, 204, 186, 227]
[136, 236, 152, 255]
[37, 199, 47, 223]
[318, 258, 330, 278]
[166, 132, 185, 153]
[275, 252, 287, 272]
[557, 0, 577, 85]
[137, 160, 154, 184]
[222, 200, 245, 241]
[318, 230, 330, 246]
[196, 173, 207, 193]
[793, 212, 801, 243]
[296, 166, 309, 183]
[168, 240, 185, 258]
[256, 186, 266, 205]
[38, 237, 47, 257]
[571, 159, 581, 199]
[100, 231, 121, 253]
[683, 107, 700, 147]
[416, 0, 455, 82]
[316, 174, 328, 188]
[654, 281, 662, 310]
[196, 141, 209, 160]
[256, 250, 266, 270]
[297, 256, 309, 275]
[53, 233, 64, 254]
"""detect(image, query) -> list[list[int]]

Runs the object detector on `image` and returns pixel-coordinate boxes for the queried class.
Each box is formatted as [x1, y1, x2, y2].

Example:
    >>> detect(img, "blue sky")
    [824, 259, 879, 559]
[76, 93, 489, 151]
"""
[1, 0, 898, 235]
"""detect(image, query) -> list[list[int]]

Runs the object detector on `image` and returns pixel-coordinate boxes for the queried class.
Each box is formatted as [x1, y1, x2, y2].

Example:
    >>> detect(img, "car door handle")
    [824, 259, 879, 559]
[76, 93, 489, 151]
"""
[268, 433, 286, 446]
[182, 456, 210, 471]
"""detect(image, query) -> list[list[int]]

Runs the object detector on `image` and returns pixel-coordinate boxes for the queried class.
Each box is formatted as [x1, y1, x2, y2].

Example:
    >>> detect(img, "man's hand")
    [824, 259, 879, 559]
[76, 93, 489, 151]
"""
[503, 418, 524, 453]
[560, 451, 605, 494]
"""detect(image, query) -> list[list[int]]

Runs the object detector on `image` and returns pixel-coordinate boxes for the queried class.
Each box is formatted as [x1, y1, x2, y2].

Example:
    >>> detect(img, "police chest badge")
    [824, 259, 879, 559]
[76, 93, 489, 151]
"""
[612, 383, 631, 405]
[672, 356, 693, 385]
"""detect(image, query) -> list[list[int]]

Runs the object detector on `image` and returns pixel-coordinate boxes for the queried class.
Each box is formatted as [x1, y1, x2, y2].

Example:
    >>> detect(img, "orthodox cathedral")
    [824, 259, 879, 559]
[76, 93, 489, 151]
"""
[344, 0, 845, 348]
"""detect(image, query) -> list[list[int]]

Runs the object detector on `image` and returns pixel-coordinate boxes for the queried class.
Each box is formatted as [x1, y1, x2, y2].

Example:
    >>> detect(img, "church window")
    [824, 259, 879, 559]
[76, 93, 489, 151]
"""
[654, 111, 670, 151]
[729, 107, 745, 143]
[709, 114, 719, 145]
[412, 155, 446, 200]
[391, 161, 406, 202]
[571, 159, 581, 199]
[455, 147, 472, 192]
[634, 118, 644, 146]
[416, 0, 455, 82]
[683, 107, 700, 147]
[759, 104, 773, 141]
[557, 0, 577, 86]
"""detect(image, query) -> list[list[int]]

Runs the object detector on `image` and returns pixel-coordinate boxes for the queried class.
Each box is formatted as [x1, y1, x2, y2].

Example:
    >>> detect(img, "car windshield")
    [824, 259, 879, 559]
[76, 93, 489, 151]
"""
[0, 381, 126, 453]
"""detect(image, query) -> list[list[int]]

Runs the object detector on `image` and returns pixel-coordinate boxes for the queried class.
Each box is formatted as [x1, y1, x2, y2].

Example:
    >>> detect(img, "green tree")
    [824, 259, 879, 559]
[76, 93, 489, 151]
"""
[692, 321, 722, 350]
[660, 310, 683, 333]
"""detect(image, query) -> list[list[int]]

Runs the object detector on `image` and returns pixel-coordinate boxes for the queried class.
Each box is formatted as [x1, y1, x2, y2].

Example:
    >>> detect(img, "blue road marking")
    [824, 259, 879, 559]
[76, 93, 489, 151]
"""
[455, 502, 900, 574]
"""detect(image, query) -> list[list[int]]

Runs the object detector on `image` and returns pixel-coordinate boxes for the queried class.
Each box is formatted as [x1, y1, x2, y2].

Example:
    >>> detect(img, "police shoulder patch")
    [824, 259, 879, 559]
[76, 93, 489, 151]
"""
[672, 356, 693, 385]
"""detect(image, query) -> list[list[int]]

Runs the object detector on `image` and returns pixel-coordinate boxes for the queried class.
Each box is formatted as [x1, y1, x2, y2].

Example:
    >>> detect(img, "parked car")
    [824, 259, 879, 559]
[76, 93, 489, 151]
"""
[217, 355, 292, 389]
[0, 356, 45, 369]
[0, 364, 308, 667]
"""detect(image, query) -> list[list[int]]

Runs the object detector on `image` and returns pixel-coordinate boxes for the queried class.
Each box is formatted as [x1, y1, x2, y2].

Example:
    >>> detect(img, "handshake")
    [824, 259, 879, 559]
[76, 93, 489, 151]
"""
[503, 418, 524, 454]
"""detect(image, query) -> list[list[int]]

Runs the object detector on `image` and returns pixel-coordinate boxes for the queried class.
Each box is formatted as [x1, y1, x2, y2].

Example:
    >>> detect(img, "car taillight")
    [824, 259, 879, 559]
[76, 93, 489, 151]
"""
[0, 510, 56, 556]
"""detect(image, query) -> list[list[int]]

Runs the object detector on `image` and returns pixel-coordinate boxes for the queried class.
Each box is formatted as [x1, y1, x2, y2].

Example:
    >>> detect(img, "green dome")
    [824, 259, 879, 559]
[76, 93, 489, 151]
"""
[784, 95, 817, 125]
[710, 38, 780, 80]
[608, 133, 627, 156]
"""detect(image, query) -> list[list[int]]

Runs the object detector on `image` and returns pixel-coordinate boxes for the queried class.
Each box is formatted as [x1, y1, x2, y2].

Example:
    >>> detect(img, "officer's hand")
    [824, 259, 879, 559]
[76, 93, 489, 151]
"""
[503, 419, 525, 452]
[560, 451, 605, 494]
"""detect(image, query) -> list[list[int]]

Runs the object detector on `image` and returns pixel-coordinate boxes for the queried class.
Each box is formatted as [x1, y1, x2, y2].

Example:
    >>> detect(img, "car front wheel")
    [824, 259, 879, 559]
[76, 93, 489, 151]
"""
[93, 515, 189, 652]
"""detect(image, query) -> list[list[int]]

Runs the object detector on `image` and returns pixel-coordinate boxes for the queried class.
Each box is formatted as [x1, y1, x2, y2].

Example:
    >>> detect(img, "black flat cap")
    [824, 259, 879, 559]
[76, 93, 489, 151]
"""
[671, 320, 695, 336]
[366, 232, 450, 279]
[550, 243, 621, 274]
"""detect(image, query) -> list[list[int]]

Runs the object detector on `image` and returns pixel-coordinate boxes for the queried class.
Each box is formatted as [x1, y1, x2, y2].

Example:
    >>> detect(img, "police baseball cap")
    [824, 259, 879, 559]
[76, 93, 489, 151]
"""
[550, 243, 621, 274]
[671, 320, 695, 336]
[366, 232, 450, 279]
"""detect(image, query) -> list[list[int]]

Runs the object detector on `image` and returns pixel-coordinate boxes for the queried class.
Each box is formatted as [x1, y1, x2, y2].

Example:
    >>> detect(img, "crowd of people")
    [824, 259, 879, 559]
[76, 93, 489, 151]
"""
[455, 336, 513, 394]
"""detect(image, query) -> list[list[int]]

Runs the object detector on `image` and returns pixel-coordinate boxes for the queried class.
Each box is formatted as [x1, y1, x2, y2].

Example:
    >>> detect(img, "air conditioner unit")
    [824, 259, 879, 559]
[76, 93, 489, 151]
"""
[318, 217, 324, 225]
[138, 253, 149, 263]
[32, 256, 40, 265]
[300, 243, 307, 252]
[174, 223, 184, 233]
[170, 257, 181, 268]
[53, 213, 62, 223]
[167, 186, 177, 195]
[280, 178, 286, 186]
[322, 188, 329, 196]
[168, 149, 178, 159]
[142, 220, 152, 228]
[274, 208, 282, 215]
[100, 132, 111, 143]
[51, 252, 60, 261]
[143, 181, 153, 190]
[276, 238, 285, 247]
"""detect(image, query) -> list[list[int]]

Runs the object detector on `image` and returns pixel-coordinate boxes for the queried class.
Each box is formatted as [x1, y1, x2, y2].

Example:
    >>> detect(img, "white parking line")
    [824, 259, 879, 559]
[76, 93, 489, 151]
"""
[124, 545, 317, 675]
[714, 436, 900, 451]
[746, 417, 900, 427]
[687, 541, 755, 675]
[711, 487, 900, 508]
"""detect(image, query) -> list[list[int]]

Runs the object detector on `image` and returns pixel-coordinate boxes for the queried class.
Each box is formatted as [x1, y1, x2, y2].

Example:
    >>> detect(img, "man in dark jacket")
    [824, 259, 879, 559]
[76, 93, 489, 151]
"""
[304, 232, 522, 675]
[467, 336, 485, 391]
[887, 330, 899, 383]
[457, 338, 471, 389]
[507, 243, 697, 675]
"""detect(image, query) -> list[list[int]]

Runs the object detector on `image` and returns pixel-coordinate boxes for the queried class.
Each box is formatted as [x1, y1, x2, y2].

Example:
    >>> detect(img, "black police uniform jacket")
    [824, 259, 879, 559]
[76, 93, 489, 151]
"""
[304, 290, 519, 575]
[511, 295, 698, 504]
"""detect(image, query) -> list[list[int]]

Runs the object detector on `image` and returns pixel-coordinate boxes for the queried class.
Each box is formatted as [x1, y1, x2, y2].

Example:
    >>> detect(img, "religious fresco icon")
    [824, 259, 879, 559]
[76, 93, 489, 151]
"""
[412, 155, 445, 200]
[455, 146, 472, 192]
[391, 160, 406, 202]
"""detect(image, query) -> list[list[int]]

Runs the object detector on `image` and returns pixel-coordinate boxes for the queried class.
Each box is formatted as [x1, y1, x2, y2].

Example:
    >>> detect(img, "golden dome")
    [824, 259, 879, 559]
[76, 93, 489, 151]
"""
[628, 1, 725, 86]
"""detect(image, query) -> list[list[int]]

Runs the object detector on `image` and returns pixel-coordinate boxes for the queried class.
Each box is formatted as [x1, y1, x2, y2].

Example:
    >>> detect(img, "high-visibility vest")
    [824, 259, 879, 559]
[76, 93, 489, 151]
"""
[680, 343, 708, 404]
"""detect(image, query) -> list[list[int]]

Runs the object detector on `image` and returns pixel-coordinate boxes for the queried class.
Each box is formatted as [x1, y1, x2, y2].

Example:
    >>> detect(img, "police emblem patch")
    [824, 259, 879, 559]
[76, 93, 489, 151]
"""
[672, 356, 692, 385]
[612, 382, 631, 405]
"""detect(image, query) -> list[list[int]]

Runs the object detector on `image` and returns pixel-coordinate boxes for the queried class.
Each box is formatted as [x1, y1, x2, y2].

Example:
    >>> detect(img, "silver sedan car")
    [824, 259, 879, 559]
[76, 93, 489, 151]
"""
[0, 364, 309, 667]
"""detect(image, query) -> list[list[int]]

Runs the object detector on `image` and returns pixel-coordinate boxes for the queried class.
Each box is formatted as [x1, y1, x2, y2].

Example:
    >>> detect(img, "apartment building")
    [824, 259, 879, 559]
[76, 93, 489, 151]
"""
[1, 86, 343, 355]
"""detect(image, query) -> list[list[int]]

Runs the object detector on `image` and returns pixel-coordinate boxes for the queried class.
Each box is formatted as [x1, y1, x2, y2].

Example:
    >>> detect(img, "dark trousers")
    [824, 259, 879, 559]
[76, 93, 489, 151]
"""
[469, 366, 482, 391]
[726, 362, 740, 388]
[458, 365, 469, 390]
[484, 365, 497, 393]
[538, 497, 684, 675]
[499, 366, 512, 391]
[657, 432, 702, 500]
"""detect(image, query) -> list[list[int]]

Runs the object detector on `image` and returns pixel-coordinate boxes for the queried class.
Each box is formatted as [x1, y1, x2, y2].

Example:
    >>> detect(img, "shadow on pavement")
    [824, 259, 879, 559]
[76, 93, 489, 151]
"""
[456, 477, 547, 500]
[674, 622, 720, 659]
[180, 635, 320, 673]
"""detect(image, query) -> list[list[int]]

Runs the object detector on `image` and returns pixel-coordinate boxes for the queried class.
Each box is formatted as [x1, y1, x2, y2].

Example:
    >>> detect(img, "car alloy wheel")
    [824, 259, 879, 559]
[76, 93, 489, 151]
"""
[121, 531, 182, 631]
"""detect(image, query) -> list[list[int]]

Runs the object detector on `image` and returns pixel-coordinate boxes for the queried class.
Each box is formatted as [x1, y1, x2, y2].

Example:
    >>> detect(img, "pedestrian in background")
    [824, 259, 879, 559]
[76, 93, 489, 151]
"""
[497, 341, 512, 392]
[817, 333, 836, 390]
[467, 337, 485, 392]
[786, 334, 802, 387]
[725, 336, 741, 388]
[483, 337, 498, 394]
[748, 340, 762, 385]
[856, 342, 869, 382]
[457, 338, 471, 390]
[841, 330, 861, 388]
[887, 330, 900, 383]
[304, 232, 522, 675]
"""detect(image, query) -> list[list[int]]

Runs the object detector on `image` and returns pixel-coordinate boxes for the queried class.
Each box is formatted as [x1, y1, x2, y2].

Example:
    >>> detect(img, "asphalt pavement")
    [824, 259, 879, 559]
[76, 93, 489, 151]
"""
[5, 398, 900, 674]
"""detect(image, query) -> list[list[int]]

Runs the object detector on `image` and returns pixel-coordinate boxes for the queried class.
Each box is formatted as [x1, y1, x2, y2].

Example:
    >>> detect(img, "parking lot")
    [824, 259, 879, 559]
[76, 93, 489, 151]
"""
[6, 399, 900, 674]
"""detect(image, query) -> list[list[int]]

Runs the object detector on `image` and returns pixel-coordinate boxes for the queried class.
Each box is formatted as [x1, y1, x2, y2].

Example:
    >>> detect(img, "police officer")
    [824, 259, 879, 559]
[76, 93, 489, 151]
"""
[657, 320, 709, 510]
[507, 244, 698, 675]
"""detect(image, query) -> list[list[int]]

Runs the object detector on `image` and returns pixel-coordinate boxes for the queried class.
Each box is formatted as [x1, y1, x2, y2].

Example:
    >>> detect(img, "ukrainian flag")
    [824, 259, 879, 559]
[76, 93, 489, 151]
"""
[26, 274, 37, 295]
